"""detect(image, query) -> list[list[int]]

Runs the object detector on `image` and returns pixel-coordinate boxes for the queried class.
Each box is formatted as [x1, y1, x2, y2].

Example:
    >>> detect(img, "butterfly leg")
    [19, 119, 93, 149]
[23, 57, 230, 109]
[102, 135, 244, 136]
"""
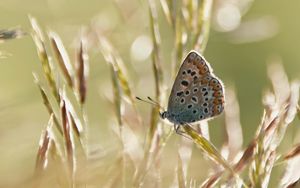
[174, 124, 180, 134]
[174, 124, 192, 140]
[174, 124, 193, 141]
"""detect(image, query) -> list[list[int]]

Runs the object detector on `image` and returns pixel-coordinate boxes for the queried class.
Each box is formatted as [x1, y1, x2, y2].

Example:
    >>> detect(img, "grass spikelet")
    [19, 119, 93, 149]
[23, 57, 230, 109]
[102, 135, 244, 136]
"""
[62, 86, 86, 144]
[23, 1, 300, 187]
[223, 87, 243, 160]
[33, 74, 63, 135]
[233, 139, 257, 173]
[284, 143, 300, 160]
[35, 115, 54, 173]
[76, 40, 88, 105]
[147, 0, 163, 144]
[0, 27, 26, 42]
[130, 2, 167, 186]
[280, 144, 300, 187]
[29, 16, 91, 187]
[49, 31, 74, 87]
[249, 62, 300, 187]
[193, 0, 213, 52]
[97, 35, 143, 131]
[97, 36, 136, 106]
[201, 170, 223, 188]
[60, 99, 74, 175]
[30, 16, 60, 101]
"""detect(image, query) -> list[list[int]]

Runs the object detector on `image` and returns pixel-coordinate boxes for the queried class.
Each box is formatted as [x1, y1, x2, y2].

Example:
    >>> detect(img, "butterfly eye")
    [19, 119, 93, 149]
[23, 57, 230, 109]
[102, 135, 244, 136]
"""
[199, 115, 204, 119]
[193, 76, 198, 81]
[193, 110, 197, 114]
[193, 88, 198, 93]
[191, 71, 196, 76]
[160, 111, 167, 119]
[187, 69, 191, 74]
[203, 102, 208, 107]
[182, 70, 186, 75]
[187, 104, 193, 109]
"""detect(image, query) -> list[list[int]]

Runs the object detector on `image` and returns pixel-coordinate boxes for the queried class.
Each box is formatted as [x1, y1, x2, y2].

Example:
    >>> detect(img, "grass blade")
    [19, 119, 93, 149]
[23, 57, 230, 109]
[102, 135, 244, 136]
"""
[182, 125, 233, 174]
[148, 0, 163, 143]
[173, 5, 183, 77]
[193, 0, 213, 53]
[110, 63, 123, 128]
[159, 0, 173, 26]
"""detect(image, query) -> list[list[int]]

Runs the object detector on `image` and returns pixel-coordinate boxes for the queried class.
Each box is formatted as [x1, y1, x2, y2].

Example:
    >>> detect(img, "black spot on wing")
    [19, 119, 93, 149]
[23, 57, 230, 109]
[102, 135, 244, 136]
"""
[181, 80, 189, 86]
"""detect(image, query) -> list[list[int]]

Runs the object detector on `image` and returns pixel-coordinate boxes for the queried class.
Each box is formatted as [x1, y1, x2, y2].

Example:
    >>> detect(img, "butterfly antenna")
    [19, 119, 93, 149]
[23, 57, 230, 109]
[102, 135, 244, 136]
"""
[136, 96, 164, 111]
[147, 96, 160, 106]
[136, 96, 156, 106]
[147, 96, 166, 110]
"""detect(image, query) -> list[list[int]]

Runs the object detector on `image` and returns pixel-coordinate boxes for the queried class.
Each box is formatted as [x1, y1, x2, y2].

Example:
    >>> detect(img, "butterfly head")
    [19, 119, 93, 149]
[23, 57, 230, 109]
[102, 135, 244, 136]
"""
[160, 111, 168, 119]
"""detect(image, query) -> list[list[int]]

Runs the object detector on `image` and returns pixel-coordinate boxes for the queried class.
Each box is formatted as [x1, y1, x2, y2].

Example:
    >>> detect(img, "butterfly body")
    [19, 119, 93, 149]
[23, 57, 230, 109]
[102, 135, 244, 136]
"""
[161, 50, 225, 126]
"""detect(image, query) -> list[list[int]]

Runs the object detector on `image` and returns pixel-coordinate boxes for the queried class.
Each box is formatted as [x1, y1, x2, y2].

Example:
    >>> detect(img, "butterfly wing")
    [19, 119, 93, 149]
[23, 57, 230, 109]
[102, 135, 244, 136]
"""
[167, 51, 225, 124]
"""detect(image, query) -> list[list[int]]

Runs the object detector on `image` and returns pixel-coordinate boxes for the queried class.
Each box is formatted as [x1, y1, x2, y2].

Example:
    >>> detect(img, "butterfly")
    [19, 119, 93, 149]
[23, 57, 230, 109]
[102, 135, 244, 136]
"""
[137, 50, 225, 133]
[160, 50, 225, 132]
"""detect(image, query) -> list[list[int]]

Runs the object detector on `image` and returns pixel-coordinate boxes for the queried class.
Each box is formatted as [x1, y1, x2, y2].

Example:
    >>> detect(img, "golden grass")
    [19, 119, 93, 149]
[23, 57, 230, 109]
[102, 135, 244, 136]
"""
[20, 1, 300, 187]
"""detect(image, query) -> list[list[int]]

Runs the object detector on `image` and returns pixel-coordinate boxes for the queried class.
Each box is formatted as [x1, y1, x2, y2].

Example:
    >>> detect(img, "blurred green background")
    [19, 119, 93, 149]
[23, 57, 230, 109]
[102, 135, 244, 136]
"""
[1, 0, 300, 186]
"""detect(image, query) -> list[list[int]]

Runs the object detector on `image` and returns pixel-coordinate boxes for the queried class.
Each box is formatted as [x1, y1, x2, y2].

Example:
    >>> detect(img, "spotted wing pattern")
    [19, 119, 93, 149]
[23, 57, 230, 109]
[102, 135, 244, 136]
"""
[166, 51, 225, 124]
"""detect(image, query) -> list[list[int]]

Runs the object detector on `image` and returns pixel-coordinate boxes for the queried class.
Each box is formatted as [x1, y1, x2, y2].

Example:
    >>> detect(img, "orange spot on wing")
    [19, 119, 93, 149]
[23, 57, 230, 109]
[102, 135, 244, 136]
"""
[200, 79, 209, 85]
[213, 90, 223, 97]
[213, 97, 224, 105]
